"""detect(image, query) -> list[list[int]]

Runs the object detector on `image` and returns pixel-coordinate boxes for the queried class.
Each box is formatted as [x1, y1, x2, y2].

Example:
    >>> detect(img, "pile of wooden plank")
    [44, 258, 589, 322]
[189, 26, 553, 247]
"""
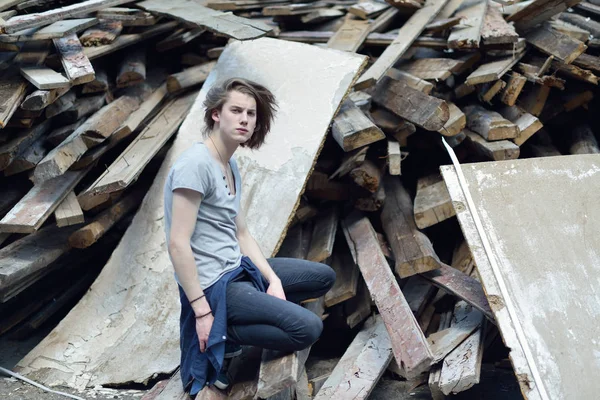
[2, 0, 600, 399]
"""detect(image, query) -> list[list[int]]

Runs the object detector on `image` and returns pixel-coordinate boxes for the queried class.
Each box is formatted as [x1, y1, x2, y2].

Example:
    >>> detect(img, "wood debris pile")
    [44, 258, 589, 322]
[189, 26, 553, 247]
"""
[1, 0, 600, 399]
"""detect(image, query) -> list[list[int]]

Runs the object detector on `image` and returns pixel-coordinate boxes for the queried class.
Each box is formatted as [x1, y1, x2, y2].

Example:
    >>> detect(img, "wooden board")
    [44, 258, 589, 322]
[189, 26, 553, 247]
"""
[507, 0, 582, 32]
[414, 174, 455, 229]
[526, 25, 587, 64]
[373, 76, 449, 131]
[331, 99, 385, 152]
[0, 0, 131, 34]
[447, 0, 488, 49]
[53, 33, 95, 85]
[481, 3, 518, 45]
[465, 53, 525, 85]
[0, 168, 89, 233]
[15, 37, 366, 389]
[326, 16, 371, 52]
[463, 104, 519, 141]
[501, 72, 527, 106]
[439, 102, 466, 137]
[354, 0, 449, 89]
[306, 208, 338, 263]
[399, 58, 464, 81]
[0, 225, 74, 297]
[74, 94, 195, 196]
[381, 176, 441, 277]
[0, 72, 29, 128]
[465, 129, 520, 160]
[0, 18, 98, 42]
[498, 105, 542, 146]
[137, 0, 272, 40]
[441, 155, 600, 400]
[314, 316, 392, 400]
[342, 211, 433, 378]
[80, 20, 123, 45]
[20, 67, 70, 89]
[54, 190, 84, 227]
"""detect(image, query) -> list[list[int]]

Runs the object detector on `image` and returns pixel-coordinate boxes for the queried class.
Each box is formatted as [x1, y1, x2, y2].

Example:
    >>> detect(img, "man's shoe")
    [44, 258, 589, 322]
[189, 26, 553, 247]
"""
[224, 342, 242, 359]
[214, 370, 230, 390]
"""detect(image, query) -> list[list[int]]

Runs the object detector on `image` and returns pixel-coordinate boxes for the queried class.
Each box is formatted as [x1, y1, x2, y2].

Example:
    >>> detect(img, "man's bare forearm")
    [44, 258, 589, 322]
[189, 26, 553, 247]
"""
[169, 241, 211, 315]
[237, 231, 279, 283]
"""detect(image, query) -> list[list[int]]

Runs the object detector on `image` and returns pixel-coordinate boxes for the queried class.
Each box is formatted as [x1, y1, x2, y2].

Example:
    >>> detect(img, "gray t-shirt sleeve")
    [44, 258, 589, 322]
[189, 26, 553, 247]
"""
[170, 154, 213, 197]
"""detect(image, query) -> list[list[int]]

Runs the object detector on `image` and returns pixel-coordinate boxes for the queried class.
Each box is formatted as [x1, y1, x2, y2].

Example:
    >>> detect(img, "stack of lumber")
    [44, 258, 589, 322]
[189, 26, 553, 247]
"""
[2, 0, 600, 399]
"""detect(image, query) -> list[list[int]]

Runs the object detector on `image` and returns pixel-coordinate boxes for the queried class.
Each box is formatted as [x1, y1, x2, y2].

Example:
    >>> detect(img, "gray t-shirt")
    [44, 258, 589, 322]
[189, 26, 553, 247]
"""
[164, 142, 243, 289]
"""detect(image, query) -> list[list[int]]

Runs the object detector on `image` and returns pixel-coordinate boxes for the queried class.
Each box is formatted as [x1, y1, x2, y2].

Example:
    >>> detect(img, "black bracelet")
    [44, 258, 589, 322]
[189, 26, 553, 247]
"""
[195, 311, 212, 319]
[189, 294, 205, 305]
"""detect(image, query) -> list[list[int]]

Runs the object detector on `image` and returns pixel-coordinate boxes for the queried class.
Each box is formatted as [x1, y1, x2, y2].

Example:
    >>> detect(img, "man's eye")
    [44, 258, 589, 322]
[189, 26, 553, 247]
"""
[248, 112, 255, 117]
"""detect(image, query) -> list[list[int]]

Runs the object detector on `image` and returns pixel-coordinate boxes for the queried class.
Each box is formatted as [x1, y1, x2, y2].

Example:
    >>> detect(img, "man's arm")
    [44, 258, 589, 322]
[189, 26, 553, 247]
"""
[168, 188, 211, 316]
[235, 209, 286, 299]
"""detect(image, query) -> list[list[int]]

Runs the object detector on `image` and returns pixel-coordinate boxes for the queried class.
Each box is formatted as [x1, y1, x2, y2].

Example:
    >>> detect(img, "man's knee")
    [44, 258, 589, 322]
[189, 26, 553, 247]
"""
[293, 312, 323, 350]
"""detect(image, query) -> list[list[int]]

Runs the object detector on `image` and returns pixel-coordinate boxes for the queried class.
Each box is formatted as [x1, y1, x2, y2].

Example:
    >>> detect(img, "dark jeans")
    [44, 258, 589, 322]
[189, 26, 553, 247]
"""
[226, 257, 335, 352]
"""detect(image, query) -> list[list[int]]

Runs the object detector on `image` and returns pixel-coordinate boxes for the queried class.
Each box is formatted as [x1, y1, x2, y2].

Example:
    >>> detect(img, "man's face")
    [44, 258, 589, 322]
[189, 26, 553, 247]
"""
[212, 90, 257, 145]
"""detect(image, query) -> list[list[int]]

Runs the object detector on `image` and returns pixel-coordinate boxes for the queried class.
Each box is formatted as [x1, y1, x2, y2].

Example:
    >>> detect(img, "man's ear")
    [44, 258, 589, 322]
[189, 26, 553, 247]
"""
[211, 109, 220, 123]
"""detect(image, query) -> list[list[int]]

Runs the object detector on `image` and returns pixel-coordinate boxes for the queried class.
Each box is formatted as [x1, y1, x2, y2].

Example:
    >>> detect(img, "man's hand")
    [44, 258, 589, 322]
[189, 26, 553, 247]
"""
[195, 313, 214, 352]
[267, 278, 286, 301]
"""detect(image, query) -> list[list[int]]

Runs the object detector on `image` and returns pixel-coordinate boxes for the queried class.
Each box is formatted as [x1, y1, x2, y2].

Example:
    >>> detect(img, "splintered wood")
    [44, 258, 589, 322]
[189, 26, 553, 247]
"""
[342, 212, 433, 378]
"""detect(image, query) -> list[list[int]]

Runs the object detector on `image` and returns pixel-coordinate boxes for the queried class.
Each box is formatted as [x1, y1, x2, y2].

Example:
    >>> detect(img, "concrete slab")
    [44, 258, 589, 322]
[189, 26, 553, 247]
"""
[441, 154, 600, 400]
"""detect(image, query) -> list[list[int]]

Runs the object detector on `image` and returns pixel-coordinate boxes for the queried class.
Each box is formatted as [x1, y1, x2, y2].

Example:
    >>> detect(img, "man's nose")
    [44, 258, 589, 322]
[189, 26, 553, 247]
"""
[240, 112, 248, 124]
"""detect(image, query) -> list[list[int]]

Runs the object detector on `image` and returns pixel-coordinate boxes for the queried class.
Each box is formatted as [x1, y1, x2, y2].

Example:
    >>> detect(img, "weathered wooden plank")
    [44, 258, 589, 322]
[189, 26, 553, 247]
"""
[326, 16, 371, 52]
[137, 0, 272, 40]
[420, 263, 494, 322]
[381, 176, 441, 278]
[463, 104, 519, 141]
[307, 208, 339, 263]
[481, 3, 518, 45]
[349, 1, 390, 19]
[552, 60, 599, 85]
[166, 61, 216, 93]
[68, 191, 141, 248]
[34, 95, 140, 182]
[414, 174, 455, 229]
[386, 68, 434, 94]
[399, 58, 464, 81]
[82, 22, 177, 60]
[573, 53, 600, 74]
[526, 25, 587, 64]
[438, 301, 484, 394]
[0, 0, 131, 34]
[428, 303, 482, 363]
[0, 18, 98, 42]
[439, 102, 466, 137]
[97, 7, 157, 26]
[0, 119, 51, 171]
[116, 48, 145, 88]
[53, 33, 95, 85]
[21, 87, 70, 111]
[325, 247, 359, 307]
[0, 224, 74, 294]
[465, 53, 525, 85]
[0, 168, 89, 233]
[350, 160, 382, 193]
[314, 316, 393, 400]
[448, 0, 488, 49]
[500, 72, 527, 106]
[80, 20, 123, 46]
[518, 84, 550, 117]
[372, 76, 449, 131]
[465, 129, 520, 160]
[20, 67, 70, 90]
[0, 72, 29, 127]
[498, 105, 542, 146]
[548, 19, 590, 42]
[3, 134, 48, 176]
[403, 275, 437, 317]
[559, 12, 600, 38]
[82, 69, 109, 93]
[331, 99, 385, 152]
[54, 190, 85, 227]
[508, 0, 582, 32]
[342, 212, 433, 378]
[355, 0, 449, 89]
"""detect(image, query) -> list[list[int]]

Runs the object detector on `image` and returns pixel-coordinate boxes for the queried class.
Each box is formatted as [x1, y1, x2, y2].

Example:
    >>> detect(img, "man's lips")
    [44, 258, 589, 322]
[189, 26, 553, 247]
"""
[236, 128, 248, 133]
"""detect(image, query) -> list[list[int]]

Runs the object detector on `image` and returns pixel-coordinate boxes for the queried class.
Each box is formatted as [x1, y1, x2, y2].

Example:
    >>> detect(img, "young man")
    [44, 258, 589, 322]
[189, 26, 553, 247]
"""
[163, 78, 335, 395]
